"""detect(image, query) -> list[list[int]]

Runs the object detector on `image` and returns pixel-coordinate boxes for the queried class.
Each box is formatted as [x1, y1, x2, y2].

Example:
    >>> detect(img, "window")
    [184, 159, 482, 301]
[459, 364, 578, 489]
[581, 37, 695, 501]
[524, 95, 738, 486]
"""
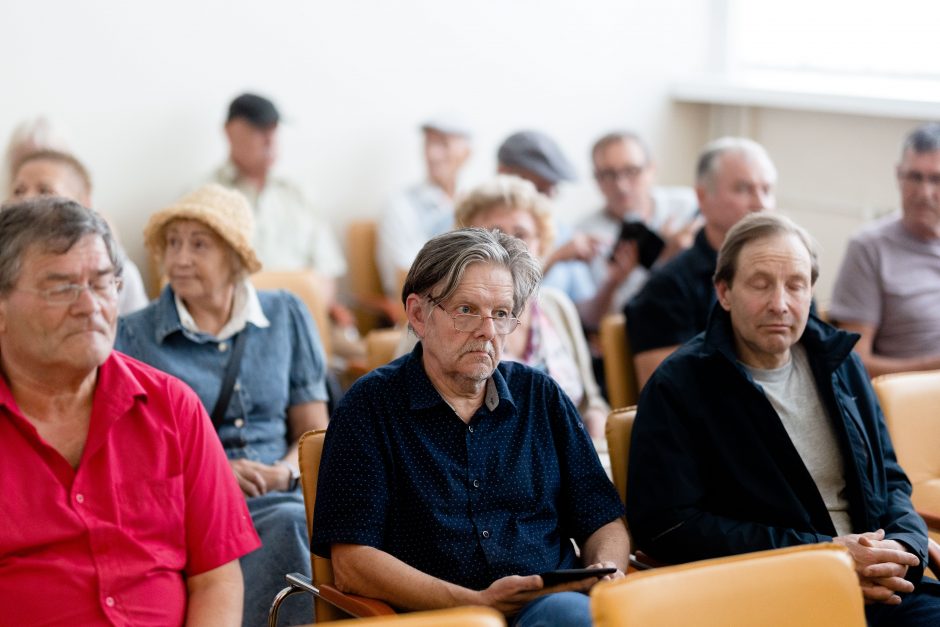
[728, 0, 940, 80]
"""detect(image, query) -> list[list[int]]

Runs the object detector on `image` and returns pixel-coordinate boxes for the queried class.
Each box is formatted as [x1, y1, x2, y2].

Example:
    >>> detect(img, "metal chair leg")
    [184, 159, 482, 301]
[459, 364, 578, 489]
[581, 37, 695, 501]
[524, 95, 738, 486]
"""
[268, 573, 317, 627]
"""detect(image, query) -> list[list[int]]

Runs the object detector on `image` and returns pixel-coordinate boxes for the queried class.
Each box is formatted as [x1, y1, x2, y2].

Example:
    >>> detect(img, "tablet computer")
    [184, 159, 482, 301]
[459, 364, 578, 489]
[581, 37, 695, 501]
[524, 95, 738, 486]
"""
[610, 221, 665, 269]
[539, 567, 617, 587]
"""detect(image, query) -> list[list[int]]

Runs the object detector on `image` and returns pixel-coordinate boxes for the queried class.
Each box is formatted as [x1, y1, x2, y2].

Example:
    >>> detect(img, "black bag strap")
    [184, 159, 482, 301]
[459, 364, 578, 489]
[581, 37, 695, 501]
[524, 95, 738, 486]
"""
[210, 331, 248, 430]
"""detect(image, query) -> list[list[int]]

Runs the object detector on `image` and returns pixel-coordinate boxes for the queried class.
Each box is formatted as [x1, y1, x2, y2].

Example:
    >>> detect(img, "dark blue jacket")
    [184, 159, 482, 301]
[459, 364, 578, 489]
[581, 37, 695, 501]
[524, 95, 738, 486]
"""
[626, 304, 929, 585]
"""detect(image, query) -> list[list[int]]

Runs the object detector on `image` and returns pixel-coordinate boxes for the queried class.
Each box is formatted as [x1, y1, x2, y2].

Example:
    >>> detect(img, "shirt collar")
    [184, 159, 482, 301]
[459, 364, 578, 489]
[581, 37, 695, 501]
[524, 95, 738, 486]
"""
[700, 301, 859, 374]
[404, 342, 515, 415]
[215, 160, 241, 186]
[0, 351, 147, 445]
[155, 280, 269, 344]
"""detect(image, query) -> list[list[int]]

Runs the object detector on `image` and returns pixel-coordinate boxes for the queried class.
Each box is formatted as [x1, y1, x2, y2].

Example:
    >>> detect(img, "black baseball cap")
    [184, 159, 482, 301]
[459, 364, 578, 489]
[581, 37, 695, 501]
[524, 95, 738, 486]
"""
[227, 93, 280, 128]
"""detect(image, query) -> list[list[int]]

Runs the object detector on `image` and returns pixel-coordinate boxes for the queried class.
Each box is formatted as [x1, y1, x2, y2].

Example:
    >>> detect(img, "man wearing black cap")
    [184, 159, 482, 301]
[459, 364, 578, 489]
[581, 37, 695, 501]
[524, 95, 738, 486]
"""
[211, 92, 358, 354]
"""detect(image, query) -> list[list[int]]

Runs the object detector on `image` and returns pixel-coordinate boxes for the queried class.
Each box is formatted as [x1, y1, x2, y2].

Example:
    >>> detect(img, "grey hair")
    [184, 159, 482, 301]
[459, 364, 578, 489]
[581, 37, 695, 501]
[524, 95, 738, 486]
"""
[714, 212, 819, 287]
[0, 197, 122, 295]
[454, 175, 557, 255]
[696, 137, 777, 189]
[591, 131, 651, 165]
[402, 227, 542, 316]
[901, 122, 940, 157]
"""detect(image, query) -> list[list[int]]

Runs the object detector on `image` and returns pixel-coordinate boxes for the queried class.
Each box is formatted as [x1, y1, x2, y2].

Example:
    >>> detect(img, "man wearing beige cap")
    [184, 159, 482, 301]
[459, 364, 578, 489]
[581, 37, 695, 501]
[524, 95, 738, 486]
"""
[377, 116, 472, 298]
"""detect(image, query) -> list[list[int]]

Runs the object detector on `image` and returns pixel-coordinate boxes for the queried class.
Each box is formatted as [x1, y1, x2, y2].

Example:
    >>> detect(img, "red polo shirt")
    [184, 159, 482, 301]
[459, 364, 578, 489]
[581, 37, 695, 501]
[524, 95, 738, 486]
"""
[0, 351, 261, 626]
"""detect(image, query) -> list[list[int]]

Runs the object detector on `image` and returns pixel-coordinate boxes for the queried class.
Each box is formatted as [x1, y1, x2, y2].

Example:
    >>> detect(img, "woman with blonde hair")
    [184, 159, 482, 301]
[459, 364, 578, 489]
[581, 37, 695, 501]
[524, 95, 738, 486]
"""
[453, 175, 609, 436]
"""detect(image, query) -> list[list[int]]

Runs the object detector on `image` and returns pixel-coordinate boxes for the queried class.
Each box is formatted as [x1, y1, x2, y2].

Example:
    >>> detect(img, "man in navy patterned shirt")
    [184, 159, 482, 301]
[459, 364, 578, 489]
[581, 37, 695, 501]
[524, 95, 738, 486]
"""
[314, 228, 628, 626]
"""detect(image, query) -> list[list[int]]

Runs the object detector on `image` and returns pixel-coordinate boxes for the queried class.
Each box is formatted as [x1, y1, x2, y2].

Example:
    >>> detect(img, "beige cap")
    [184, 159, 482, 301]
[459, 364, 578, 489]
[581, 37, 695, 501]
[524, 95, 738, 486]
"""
[144, 183, 261, 274]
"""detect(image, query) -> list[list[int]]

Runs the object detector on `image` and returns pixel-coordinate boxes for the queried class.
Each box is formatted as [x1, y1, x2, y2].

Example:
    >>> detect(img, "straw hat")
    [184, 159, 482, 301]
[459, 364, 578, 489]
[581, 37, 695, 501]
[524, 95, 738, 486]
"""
[144, 183, 261, 274]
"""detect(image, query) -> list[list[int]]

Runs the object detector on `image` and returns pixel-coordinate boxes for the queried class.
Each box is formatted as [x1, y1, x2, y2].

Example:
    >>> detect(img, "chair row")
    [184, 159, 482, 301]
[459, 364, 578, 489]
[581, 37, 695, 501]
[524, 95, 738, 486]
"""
[286, 544, 865, 626]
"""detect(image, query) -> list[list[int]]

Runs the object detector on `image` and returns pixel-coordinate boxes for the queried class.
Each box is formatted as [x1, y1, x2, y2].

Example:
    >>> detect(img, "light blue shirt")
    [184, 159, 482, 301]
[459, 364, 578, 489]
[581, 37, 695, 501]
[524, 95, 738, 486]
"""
[116, 286, 328, 464]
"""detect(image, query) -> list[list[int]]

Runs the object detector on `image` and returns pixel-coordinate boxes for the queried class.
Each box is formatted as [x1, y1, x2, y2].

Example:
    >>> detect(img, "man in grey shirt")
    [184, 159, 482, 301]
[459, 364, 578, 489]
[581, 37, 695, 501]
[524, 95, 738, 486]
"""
[830, 122, 940, 376]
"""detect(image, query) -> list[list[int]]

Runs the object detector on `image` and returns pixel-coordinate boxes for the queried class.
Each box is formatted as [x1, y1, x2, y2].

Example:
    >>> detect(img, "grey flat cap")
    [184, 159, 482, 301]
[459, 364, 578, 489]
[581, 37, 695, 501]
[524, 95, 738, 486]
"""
[497, 130, 576, 183]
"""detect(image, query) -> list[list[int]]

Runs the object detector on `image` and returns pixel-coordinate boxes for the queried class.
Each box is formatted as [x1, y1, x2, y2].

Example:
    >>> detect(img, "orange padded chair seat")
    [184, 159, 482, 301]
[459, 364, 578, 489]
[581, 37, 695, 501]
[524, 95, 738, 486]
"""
[251, 270, 333, 361]
[590, 544, 865, 627]
[317, 606, 505, 626]
[872, 370, 940, 540]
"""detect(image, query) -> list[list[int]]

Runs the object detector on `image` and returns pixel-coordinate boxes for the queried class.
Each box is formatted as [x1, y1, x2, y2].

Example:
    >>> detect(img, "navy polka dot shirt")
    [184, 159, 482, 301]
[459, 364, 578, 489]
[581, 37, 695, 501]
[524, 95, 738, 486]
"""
[312, 343, 624, 592]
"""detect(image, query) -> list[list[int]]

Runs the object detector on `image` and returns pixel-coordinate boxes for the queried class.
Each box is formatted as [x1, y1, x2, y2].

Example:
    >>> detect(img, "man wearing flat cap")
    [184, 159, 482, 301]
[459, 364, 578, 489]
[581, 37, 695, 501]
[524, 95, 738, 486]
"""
[210, 92, 358, 352]
[377, 116, 472, 299]
[497, 130, 576, 199]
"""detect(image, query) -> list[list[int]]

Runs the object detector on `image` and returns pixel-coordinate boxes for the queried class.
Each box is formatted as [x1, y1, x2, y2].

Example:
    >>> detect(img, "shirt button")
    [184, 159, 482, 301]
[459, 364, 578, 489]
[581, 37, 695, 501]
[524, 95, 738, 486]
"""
[218, 342, 229, 352]
[105, 596, 115, 607]
[75, 493, 85, 504]
[234, 382, 241, 391]
[234, 418, 245, 428]
[468, 425, 474, 433]
[472, 479, 480, 488]
[481, 530, 490, 538]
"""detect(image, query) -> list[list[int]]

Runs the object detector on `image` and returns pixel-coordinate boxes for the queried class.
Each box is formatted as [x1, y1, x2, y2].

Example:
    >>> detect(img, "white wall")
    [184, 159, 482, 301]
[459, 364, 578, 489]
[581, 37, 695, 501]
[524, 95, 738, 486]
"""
[1, 0, 712, 288]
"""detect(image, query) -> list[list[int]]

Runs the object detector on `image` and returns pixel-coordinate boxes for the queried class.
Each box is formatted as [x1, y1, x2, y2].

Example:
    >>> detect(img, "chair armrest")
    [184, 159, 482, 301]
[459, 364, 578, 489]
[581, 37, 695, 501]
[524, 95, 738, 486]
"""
[919, 510, 940, 531]
[628, 554, 653, 572]
[632, 550, 669, 570]
[318, 583, 397, 617]
[927, 539, 940, 575]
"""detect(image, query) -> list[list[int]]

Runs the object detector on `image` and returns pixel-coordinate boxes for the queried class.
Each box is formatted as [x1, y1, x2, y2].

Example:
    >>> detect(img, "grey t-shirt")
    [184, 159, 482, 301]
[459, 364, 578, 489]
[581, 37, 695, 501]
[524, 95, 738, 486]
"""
[743, 343, 853, 536]
[830, 215, 940, 358]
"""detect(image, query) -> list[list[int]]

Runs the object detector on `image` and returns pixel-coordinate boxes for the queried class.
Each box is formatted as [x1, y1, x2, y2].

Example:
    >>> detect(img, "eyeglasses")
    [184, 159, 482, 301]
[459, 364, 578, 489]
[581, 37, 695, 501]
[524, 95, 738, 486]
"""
[595, 165, 646, 184]
[18, 276, 123, 305]
[898, 170, 940, 188]
[432, 301, 520, 335]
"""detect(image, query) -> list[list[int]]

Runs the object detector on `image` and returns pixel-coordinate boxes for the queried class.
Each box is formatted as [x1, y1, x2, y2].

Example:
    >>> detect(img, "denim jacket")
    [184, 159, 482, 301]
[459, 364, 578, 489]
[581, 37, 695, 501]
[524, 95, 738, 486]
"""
[116, 286, 328, 464]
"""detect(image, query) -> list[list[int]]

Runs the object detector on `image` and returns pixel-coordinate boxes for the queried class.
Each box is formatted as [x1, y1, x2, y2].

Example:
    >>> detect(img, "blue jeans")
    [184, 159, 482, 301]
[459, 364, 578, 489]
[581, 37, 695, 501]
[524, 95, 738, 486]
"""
[511, 591, 592, 627]
[242, 490, 312, 627]
[865, 582, 940, 627]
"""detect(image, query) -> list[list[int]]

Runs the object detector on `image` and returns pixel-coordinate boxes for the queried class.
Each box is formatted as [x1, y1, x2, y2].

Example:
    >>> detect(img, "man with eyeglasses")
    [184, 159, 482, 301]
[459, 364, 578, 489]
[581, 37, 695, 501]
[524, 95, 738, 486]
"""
[0, 198, 260, 625]
[313, 228, 628, 627]
[556, 131, 699, 328]
[830, 123, 940, 376]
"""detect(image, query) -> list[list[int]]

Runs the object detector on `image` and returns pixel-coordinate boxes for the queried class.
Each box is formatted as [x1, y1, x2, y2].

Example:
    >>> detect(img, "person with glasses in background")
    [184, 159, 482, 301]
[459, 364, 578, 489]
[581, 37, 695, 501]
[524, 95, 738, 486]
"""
[830, 122, 940, 376]
[546, 131, 700, 330]
[313, 228, 628, 627]
[0, 198, 259, 626]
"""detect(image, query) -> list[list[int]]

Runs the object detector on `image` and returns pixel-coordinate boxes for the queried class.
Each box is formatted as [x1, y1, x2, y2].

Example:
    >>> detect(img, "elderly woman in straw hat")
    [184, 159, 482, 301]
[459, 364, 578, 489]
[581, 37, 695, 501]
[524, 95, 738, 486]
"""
[116, 183, 328, 626]
[397, 175, 609, 437]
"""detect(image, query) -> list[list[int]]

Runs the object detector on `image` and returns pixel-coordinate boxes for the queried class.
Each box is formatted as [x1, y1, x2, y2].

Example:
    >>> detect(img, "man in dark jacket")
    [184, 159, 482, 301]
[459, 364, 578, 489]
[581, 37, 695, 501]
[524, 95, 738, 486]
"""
[627, 213, 940, 625]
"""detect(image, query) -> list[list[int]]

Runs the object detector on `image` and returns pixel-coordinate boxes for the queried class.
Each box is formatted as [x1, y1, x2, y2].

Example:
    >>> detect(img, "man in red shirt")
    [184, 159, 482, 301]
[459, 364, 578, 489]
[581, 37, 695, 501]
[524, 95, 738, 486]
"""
[0, 197, 261, 625]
